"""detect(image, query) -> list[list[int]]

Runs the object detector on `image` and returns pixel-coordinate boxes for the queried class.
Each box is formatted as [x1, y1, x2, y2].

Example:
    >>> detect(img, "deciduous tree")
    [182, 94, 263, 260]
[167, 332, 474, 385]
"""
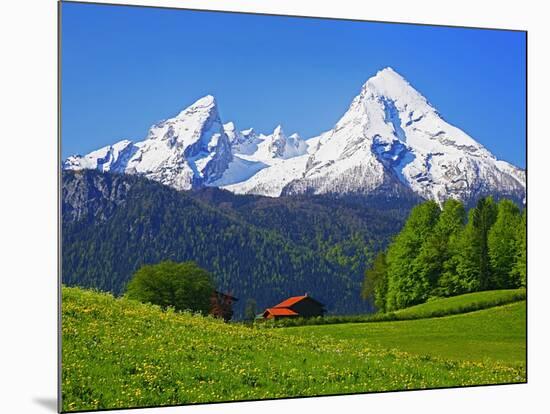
[386, 201, 441, 310]
[126, 260, 214, 314]
[488, 199, 522, 288]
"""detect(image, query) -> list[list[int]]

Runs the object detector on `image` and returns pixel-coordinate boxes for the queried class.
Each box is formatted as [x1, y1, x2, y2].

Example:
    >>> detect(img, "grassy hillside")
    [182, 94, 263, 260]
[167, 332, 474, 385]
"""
[393, 289, 526, 320]
[282, 301, 526, 366]
[62, 287, 525, 412]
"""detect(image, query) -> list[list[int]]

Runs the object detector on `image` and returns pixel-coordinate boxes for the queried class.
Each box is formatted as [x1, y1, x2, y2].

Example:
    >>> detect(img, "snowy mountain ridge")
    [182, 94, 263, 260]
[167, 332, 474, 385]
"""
[64, 67, 526, 204]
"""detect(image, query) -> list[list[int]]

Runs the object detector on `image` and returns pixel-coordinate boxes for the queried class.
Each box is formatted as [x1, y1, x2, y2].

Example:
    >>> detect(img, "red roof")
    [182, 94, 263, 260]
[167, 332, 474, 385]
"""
[264, 307, 299, 317]
[273, 295, 308, 308]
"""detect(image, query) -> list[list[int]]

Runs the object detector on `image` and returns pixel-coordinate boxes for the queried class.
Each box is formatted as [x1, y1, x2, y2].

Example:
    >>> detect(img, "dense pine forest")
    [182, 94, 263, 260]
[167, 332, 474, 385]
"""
[363, 197, 526, 312]
[188, 187, 415, 276]
[62, 170, 410, 316]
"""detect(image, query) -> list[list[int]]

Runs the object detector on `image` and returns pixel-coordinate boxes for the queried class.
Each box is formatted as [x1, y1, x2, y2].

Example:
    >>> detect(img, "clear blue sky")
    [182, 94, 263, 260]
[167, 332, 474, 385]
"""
[61, 2, 526, 168]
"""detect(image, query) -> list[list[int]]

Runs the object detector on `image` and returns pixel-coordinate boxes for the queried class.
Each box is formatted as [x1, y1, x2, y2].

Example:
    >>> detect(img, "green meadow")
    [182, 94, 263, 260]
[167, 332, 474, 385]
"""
[61, 287, 526, 412]
[282, 301, 526, 366]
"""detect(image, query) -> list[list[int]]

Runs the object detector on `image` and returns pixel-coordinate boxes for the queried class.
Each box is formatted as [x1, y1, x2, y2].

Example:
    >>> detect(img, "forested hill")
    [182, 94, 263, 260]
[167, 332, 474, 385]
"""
[62, 170, 409, 317]
[188, 187, 413, 268]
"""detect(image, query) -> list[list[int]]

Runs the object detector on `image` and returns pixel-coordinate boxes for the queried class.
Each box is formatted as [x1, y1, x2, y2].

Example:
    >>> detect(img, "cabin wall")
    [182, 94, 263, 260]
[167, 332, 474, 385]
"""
[290, 298, 324, 317]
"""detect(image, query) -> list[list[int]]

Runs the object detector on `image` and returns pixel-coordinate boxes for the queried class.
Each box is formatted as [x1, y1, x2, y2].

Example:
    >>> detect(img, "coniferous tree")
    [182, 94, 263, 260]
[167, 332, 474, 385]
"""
[488, 199, 522, 288]
[385, 201, 441, 310]
[442, 197, 497, 293]
[244, 298, 258, 322]
[472, 197, 498, 290]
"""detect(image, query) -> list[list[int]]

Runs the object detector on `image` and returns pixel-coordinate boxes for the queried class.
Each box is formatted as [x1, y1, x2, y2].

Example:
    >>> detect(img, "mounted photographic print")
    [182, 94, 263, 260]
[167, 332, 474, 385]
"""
[59, 1, 527, 412]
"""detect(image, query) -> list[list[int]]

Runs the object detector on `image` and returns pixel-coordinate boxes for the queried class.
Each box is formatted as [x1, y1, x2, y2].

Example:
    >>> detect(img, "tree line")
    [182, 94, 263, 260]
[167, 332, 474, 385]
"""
[363, 197, 526, 312]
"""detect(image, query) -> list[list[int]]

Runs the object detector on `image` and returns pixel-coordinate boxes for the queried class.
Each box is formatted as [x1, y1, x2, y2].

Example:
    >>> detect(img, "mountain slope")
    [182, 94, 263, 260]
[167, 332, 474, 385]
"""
[63, 170, 402, 316]
[188, 186, 410, 255]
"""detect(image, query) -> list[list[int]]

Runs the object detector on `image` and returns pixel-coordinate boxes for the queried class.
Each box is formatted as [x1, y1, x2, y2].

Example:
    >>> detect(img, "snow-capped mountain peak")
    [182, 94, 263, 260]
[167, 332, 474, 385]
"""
[272, 124, 284, 136]
[64, 68, 525, 205]
[223, 121, 236, 131]
[64, 95, 232, 190]
[241, 128, 255, 137]
[175, 94, 216, 118]
[362, 67, 429, 106]
[281, 68, 524, 203]
[263, 125, 308, 160]
[223, 122, 240, 143]
[267, 125, 288, 157]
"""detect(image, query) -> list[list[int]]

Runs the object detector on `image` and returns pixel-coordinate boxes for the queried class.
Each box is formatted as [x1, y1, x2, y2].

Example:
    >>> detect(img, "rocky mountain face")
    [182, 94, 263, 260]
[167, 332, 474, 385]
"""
[64, 68, 526, 205]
